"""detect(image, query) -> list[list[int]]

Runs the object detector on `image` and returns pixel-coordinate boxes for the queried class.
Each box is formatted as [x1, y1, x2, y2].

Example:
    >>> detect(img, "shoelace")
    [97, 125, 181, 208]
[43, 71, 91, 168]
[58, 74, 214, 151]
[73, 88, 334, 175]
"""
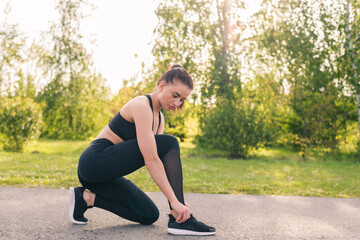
[186, 215, 209, 228]
[169, 214, 209, 228]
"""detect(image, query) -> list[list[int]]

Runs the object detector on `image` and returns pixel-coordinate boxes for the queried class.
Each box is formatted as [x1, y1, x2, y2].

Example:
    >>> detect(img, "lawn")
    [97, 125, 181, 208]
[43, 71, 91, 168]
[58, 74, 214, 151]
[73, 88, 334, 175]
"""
[0, 139, 359, 198]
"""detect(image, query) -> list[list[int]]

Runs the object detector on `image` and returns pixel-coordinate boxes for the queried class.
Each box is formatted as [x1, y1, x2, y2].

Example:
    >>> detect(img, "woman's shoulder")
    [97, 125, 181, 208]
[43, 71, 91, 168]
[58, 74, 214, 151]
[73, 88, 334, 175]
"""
[121, 96, 147, 111]
[128, 95, 155, 124]
[125, 95, 149, 109]
[120, 95, 151, 120]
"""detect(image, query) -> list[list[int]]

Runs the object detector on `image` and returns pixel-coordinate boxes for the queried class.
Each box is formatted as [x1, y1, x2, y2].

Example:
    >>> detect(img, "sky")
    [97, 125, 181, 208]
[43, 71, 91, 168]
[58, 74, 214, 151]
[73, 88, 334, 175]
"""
[1, 0, 261, 94]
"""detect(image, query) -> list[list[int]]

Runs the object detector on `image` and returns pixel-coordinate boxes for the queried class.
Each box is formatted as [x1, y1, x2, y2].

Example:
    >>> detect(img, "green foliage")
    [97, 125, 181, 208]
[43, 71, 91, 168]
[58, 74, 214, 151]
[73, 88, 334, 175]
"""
[153, 0, 213, 82]
[109, 77, 145, 115]
[12, 70, 37, 99]
[242, 71, 286, 146]
[0, 4, 27, 97]
[252, 0, 359, 158]
[340, 0, 360, 93]
[281, 84, 357, 148]
[197, 97, 268, 158]
[154, 0, 250, 154]
[161, 110, 188, 142]
[163, 102, 195, 142]
[200, 0, 245, 102]
[0, 97, 43, 152]
[38, 74, 111, 139]
[37, 0, 111, 139]
[197, 0, 249, 157]
[341, 0, 360, 147]
[2, 0, 360, 156]
[151, 0, 216, 140]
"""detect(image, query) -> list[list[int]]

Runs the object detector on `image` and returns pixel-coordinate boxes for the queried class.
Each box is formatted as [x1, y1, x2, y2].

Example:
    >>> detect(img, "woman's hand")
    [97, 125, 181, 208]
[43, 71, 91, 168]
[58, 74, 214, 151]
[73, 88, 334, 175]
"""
[171, 200, 190, 223]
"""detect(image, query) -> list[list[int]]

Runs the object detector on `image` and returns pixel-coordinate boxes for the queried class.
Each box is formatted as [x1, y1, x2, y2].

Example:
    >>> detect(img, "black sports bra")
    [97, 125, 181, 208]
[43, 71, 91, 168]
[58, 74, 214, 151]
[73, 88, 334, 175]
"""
[107, 95, 161, 141]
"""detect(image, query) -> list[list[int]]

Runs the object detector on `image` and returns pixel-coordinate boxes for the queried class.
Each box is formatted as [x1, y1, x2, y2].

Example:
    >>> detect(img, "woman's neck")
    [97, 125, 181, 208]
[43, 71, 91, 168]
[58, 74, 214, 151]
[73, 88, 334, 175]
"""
[149, 91, 162, 113]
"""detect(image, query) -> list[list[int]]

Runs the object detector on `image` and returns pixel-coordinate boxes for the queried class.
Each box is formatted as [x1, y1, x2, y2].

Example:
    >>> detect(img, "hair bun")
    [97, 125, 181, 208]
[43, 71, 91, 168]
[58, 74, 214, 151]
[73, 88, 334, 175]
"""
[170, 64, 183, 69]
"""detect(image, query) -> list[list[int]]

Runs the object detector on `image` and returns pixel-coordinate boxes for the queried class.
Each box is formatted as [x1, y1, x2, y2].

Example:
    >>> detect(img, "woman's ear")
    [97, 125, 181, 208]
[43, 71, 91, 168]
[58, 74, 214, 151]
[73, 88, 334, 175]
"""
[158, 81, 165, 91]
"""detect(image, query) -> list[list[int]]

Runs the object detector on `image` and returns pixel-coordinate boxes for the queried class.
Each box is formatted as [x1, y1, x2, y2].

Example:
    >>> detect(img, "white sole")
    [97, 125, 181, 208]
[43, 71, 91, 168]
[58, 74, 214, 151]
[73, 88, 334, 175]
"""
[167, 228, 216, 236]
[69, 187, 87, 225]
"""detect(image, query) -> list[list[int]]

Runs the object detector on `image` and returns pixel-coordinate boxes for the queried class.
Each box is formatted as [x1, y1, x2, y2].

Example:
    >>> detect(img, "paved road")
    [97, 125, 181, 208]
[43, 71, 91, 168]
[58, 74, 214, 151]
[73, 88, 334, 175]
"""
[0, 186, 359, 240]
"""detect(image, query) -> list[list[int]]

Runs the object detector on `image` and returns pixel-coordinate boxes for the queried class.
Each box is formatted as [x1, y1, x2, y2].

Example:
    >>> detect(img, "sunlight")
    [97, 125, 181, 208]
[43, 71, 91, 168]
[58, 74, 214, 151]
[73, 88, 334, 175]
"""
[1, 0, 262, 94]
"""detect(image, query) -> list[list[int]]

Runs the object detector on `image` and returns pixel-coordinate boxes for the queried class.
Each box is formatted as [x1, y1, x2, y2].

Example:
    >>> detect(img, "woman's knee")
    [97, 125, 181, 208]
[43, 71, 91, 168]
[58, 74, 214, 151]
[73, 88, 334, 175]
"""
[155, 134, 180, 156]
[140, 206, 160, 225]
[77, 165, 101, 184]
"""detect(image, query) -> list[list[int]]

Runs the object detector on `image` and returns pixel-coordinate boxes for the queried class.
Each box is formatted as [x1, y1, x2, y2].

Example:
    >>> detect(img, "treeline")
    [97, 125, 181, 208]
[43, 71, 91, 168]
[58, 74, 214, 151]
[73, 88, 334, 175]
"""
[0, 0, 359, 160]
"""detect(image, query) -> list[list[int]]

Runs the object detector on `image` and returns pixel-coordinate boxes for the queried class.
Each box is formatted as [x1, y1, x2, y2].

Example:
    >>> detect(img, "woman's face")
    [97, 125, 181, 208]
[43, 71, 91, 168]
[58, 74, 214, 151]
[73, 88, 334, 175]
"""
[159, 79, 192, 111]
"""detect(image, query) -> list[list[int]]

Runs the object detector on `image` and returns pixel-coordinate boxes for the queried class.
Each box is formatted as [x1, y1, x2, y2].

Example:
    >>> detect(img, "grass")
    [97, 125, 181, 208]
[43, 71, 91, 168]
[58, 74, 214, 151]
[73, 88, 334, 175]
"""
[0, 139, 359, 198]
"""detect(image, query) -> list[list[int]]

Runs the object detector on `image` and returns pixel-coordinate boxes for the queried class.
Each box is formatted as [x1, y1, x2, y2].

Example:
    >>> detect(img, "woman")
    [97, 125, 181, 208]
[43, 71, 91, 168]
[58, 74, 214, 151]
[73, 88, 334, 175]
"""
[69, 64, 216, 236]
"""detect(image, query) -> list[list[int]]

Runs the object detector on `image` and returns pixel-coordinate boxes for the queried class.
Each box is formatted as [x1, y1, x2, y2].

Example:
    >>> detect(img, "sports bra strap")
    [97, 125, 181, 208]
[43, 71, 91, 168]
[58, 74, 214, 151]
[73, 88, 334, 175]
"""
[145, 95, 161, 134]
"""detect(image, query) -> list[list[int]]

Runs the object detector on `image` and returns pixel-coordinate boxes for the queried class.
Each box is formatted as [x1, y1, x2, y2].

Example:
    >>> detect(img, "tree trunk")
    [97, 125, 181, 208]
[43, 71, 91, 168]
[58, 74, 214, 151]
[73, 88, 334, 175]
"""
[299, 85, 307, 161]
[216, 0, 231, 97]
[346, 0, 360, 141]
[357, 95, 360, 140]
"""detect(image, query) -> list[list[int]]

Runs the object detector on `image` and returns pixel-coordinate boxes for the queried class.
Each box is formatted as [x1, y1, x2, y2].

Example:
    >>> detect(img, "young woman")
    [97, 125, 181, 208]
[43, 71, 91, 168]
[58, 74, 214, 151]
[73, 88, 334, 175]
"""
[69, 64, 215, 236]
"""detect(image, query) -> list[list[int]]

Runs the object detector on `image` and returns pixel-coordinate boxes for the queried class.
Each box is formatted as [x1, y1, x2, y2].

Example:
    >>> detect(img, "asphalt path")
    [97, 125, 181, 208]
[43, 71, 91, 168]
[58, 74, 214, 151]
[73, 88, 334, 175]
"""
[0, 186, 359, 240]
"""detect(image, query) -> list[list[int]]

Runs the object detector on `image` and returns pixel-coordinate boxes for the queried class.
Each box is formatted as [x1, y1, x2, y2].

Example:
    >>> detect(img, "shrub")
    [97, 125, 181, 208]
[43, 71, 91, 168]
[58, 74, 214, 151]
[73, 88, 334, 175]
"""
[197, 97, 268, 159]
[0, 97, 43, 152]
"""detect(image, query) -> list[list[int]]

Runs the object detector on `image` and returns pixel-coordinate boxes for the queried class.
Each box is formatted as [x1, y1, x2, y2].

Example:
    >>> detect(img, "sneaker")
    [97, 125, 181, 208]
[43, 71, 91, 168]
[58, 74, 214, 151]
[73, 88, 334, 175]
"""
[167, 214, 216, 236]
[69, 187, 88, 224]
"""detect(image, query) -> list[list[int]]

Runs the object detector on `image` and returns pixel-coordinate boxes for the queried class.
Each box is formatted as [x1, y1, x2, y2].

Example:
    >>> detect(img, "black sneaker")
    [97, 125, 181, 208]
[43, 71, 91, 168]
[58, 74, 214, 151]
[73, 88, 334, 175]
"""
[69, 187, 88, 224]
[167, 214, 216, 236]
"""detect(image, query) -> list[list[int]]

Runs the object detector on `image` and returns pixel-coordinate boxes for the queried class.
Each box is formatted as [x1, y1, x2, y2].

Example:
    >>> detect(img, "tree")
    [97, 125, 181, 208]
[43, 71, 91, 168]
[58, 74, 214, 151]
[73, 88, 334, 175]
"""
[343, 0, 360, 143]
[0, 3, 26, 97]
[197, 0, 269, 158]
[252, 0, 355, 159]
[153, 0, 269, 155]
[37, 0, 111, 139]
[151, 0, 214, 140]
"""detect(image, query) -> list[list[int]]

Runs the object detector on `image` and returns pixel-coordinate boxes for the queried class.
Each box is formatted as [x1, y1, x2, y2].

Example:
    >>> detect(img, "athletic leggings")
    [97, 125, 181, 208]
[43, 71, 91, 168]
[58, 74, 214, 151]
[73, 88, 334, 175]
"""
[77, 134, 184, 225]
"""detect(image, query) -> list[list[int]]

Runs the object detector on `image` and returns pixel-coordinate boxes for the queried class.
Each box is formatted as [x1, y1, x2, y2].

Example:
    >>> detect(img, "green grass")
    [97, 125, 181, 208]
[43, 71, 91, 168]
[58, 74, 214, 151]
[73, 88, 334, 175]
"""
[0, 139, 359, 198]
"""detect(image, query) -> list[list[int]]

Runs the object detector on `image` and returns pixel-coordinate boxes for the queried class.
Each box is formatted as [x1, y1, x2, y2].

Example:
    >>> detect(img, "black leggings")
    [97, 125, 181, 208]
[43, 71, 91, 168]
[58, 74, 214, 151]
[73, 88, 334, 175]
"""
[77, 134, 184, 225]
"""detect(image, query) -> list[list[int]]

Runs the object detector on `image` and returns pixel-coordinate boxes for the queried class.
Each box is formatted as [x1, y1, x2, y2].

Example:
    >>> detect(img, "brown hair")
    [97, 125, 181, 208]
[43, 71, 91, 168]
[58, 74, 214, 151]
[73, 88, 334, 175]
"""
[157, 64, 193, 111]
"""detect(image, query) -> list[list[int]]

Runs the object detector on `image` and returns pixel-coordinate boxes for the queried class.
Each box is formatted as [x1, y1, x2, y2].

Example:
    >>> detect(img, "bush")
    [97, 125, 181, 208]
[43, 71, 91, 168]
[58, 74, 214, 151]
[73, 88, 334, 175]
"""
[0, 97, 43, 152]
[197, 97, 268, 159]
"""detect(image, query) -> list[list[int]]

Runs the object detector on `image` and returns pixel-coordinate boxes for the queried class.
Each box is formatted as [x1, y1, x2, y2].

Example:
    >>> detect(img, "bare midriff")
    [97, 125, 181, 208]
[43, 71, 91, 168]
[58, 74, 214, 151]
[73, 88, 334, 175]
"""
[94, 125, 124, 145]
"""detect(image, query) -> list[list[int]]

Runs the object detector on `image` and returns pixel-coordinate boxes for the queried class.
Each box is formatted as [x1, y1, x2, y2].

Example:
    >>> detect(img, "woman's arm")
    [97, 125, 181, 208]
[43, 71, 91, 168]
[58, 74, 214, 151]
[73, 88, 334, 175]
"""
[132, 100, 188, 222]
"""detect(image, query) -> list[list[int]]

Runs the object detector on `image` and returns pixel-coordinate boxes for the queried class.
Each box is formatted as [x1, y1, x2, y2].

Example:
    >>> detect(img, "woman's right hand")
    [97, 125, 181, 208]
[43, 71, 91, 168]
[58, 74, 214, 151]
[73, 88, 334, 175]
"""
[170, 200, 190, 223]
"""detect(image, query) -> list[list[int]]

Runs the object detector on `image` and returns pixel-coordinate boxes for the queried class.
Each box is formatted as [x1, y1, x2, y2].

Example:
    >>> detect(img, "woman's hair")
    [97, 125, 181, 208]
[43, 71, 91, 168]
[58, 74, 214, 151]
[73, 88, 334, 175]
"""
[157, 64, 193, 111]
[157, 64, 193, 89]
